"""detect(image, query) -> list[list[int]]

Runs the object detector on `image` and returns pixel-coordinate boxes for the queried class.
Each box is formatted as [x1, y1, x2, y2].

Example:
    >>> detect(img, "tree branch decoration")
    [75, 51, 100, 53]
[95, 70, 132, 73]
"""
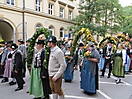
[97, 36, 117, 52]
[70, 28, 94, 56]
[117, 33, 130, 42]
[27, 28, 50, 68]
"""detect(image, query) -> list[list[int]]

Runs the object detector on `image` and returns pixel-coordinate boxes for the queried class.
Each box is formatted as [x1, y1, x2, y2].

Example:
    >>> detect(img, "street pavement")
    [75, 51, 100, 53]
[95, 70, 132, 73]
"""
[0, 69, 132, 99]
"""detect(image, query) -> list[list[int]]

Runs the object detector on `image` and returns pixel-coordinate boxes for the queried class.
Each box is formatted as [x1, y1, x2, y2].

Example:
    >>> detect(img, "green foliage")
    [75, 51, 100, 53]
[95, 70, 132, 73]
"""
[68, 0, 123, 37]
[26, 28, 50, 68]
[122, 6, 132, 37]
[70, 28, 92, 56]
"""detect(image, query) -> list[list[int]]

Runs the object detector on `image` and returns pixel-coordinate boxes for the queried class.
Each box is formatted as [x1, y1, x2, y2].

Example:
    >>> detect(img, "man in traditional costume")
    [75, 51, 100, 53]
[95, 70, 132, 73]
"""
[101, 40, 114, 78]
[18, 39, 27, 77]
[11, 43, 25, 91]
[47, 36, 67, 99]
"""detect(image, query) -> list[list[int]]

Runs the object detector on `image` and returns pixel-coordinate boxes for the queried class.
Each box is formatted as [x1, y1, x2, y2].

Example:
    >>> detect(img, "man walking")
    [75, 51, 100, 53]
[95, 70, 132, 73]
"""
[47, 36, 66, 99]
[101, 40, 113, 78]
[17, 39, 27, 77]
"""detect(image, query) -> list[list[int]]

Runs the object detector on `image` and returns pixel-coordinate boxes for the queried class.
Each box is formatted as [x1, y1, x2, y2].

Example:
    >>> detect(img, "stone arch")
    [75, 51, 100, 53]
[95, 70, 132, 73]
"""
[27, 28, 50, 68]
[0, 17, 16, 42]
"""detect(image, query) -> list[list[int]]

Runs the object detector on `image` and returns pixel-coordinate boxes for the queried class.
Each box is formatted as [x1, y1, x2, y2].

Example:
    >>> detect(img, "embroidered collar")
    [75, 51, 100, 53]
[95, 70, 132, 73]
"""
[51, 46, 58, 52]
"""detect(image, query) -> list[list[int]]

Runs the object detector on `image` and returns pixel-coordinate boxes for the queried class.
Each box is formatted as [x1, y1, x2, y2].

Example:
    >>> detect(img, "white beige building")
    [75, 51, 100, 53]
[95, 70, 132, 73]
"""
[0, 0, 82, 42]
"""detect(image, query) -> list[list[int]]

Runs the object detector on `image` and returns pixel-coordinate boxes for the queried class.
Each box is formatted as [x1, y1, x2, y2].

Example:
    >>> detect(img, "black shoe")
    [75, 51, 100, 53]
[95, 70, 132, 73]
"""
[116, 79, 121, 84]
[9, 81, 16, 86]
[0, 76, 4, 78]
[15, 87, 23, 91]
[23, 80, 25, 84]
[43, 95, 50, 99]
[107, 76, 110, 78]
[1, 78, 8, 83]
[26, 90, 29, 93]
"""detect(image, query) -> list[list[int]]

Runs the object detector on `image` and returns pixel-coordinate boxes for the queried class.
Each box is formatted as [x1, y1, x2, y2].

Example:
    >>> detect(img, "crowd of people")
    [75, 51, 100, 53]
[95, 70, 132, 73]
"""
[0, 35, 132, 99]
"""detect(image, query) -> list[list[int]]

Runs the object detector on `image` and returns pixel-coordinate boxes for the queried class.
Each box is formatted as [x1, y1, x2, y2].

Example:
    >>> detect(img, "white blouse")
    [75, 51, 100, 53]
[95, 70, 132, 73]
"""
[116, 49, 126, 64]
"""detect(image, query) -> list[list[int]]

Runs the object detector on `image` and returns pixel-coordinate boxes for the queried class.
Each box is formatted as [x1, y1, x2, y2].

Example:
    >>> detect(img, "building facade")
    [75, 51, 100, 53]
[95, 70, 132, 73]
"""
[0, 0, 82, 42]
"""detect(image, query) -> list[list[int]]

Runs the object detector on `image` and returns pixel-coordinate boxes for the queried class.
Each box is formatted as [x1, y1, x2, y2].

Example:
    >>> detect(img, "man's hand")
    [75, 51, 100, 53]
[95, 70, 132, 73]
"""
[14, 70, 18, 73]
[52, 77, 57, 82]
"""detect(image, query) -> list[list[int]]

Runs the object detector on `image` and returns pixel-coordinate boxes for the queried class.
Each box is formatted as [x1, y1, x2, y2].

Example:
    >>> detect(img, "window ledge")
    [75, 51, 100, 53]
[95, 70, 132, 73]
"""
[58, 1, 67, 6]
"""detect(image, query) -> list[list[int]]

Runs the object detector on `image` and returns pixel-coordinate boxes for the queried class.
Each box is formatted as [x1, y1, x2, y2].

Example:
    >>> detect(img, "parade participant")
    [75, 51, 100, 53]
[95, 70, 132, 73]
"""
[26, 38, 31, 54]
[81, 42, 100, 94]
[77, 43, 84, 72]
[98, 44, 105, 71]
[129, 44, 132, 71]
[63, 43, 74, 82]
[0, 47, 4, 78]
[60, 41, 66, 54]
[11, 43, 25, 91]
[1, 43, 12, 83]
[26, 38, 31, 74]
[18, 39, 27, 77]
[101, 40, 114, 78]
[124, 43, 131, 74]
[40, 40, 51, 99]
[47, 36, 66, 99]
[29, 40, 44, 99]
[112, 43, 126, 84]
[0, 41, 8, 78]
[73, 43, 84, 71]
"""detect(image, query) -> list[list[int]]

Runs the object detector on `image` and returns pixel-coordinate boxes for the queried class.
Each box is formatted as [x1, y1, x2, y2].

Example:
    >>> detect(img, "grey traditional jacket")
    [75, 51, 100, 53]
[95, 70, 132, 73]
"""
[18, 44, 27, 60]
[1, 47, 8, 64]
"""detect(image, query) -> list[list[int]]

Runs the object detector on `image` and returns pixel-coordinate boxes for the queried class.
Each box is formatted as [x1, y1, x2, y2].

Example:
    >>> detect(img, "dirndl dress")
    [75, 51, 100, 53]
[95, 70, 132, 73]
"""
[124, 55, 130, 72]
[98, 54, 105, 71]
[81, 59, 96, 93]
[3, 58, 12, 78]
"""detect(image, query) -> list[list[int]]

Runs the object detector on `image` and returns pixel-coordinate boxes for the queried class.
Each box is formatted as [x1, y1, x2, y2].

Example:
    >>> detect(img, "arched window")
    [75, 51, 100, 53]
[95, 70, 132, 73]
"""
[69, 29, 72, 38]
[60, 28, 64, 38]
[49, 26, 54, 36]
[36, 24, 42, 30]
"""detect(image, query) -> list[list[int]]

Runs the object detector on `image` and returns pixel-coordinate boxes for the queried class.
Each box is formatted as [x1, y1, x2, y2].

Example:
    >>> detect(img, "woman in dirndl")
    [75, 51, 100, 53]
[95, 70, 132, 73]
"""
[112, 43, 126, 84]
[81, 42, 100, 94]
[98, 44, 105, 71]
[129, 45, 132, 71]
[124, 44, 131, 74]
[63, 43, 74, 82]
[1, 44, 12, 83]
